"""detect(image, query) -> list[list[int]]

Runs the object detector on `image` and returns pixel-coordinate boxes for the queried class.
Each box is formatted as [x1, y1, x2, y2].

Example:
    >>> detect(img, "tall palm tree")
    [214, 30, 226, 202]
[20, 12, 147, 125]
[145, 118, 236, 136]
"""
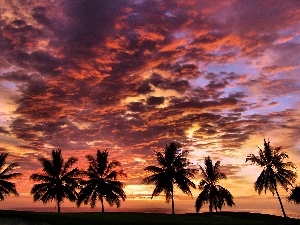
[195, 156, 234, 213]
[30, 149, 80, 213]
[142, 142, 197, 214]
[246, 139, 296, 218]
[288, 186, 300, 204]
[77, 149, 126, 212]
[0, 153, 21, 201]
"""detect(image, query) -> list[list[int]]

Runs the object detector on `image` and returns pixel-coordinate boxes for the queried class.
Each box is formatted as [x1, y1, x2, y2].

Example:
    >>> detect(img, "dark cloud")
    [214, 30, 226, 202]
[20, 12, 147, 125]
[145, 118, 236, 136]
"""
[173, 64, 202, 80]
[227, 0, 300, 34]
[0, 147, 9, 151]
[128, 102, 146, 112]
[0, 126, 10, 135]
[1, 20, 40, 50]
[32, 7, 50, 26]
[136, 82, 153, 95]
[11, 51, 62, 76]
[63, 0, 129, 50]
[146, 96, 165, 106]
[206, 79, 229, 90]
[147, 73, 191, 94]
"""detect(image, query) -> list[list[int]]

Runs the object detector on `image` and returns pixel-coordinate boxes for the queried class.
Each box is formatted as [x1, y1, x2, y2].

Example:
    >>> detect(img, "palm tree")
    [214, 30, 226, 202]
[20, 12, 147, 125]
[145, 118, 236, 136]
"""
[0, 153, 21, 201]
[288, 186, 300, 204]
[30, 149, 80, 213]
[195, 156, 234, 213]
[77, 149, 126, 212]
[142, 142, 197, 214]
[246, 139, 296, 218]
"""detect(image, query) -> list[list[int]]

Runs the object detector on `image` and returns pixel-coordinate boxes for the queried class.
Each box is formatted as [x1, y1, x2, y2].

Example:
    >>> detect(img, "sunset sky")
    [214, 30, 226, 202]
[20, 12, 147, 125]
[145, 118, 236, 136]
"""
[0, 0, 299, 213]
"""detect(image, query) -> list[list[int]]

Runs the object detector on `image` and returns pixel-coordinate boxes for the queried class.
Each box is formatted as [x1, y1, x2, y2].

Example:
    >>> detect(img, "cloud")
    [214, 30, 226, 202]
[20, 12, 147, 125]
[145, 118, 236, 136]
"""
[226, 0, 300, 34]
[0, 127, 10, 135]
[0, 0, 299, 196]
[262, 65, 298, 73]
[146, 96, 165, 106]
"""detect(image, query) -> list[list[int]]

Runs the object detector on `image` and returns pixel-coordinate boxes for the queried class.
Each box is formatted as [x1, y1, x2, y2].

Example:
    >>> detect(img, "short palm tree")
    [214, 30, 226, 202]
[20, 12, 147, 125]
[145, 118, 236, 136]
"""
[142, 142, 197, 214]
[30, 149, 80, 213]
[195, 156, 234, 213]
[0, 153, 21, 201]
[288, 186, 300, 204]
[246, 139, 296, 218]
[77, 149, 126, 212]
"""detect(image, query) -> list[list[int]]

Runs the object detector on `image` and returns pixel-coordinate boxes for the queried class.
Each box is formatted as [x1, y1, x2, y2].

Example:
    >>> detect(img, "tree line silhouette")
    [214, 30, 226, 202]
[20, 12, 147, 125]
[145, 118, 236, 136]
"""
[0, 139, 299, 217]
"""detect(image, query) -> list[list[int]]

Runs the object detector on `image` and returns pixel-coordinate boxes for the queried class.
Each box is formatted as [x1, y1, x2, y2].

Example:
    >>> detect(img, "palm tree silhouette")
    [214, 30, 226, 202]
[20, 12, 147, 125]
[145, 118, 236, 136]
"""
[77, 149, 126, 212]
[288, 186, 300, 204]
[246, 139, 296, 218]
[30, 149, 80, 213]
[195, 156, 234, 213]
[142, 142, 197, 214]
[0, 153, 21, 201]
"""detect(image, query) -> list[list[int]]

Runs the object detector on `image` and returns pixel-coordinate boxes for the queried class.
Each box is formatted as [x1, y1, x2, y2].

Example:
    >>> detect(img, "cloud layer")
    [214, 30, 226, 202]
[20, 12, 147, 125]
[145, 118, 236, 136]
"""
[0, 0, 299, 197]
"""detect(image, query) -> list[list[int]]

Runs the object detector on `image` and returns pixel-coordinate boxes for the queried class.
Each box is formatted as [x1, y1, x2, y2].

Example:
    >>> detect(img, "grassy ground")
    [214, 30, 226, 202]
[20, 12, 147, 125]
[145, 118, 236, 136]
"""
[0, 210, 299, 225]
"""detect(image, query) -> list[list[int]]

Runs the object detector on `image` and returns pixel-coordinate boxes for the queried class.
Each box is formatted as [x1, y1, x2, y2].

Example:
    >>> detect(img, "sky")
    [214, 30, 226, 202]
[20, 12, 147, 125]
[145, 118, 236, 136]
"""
[0, 0, 300, 214]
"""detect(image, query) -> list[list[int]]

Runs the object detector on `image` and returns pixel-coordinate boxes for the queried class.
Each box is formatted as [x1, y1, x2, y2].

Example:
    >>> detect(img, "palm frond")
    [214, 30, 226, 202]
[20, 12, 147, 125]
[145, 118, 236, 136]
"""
[255, 169, 274, 195]
[195, 186, 210, 213]
[196, 156, 234, 212]
[142, 173, 160, 185]
[38, 157, 55, 177]
[175, 174, 195, 196]
[245, 153, 264, 166]
[198, 179, 208, 189]
[275, 167, 297, 191]
[30, 173, 54, 182]
[90, 189, 98, 208]
[61, 185, 78, 202]
[288, 186, 300, 204]
[61, 167, 80, 181]
[105, 160, 121, 175]
[198, 164, 209, 183]
[51, 149, 63, 176]
[154, 150, 167, 168]
[164, 142, 178, 164]
[144, 166, 163, 173]
[31, 182, 52, 202]
[61, 157, 78, 176]
[0, 172, 22, 180]
[77, 182, 96, 206]
[0, 163, 20, 176]
[104, 180, 126, 207]
[217, 186, 235, 209]
[0, 179, 18, 196]
[105, 170, 118, 180]
[96, 149, 108, 175]
[0, 153, 21, 200]
[0, 153, 9, 170]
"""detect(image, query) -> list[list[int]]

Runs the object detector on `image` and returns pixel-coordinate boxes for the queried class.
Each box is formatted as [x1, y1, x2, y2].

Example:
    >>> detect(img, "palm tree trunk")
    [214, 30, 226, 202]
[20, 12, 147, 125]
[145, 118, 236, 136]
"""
[171, 185, 175, 215]
[275, 187, 287, 218]
[57, 201, 61, 213]
[100, 196, 105, 213]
